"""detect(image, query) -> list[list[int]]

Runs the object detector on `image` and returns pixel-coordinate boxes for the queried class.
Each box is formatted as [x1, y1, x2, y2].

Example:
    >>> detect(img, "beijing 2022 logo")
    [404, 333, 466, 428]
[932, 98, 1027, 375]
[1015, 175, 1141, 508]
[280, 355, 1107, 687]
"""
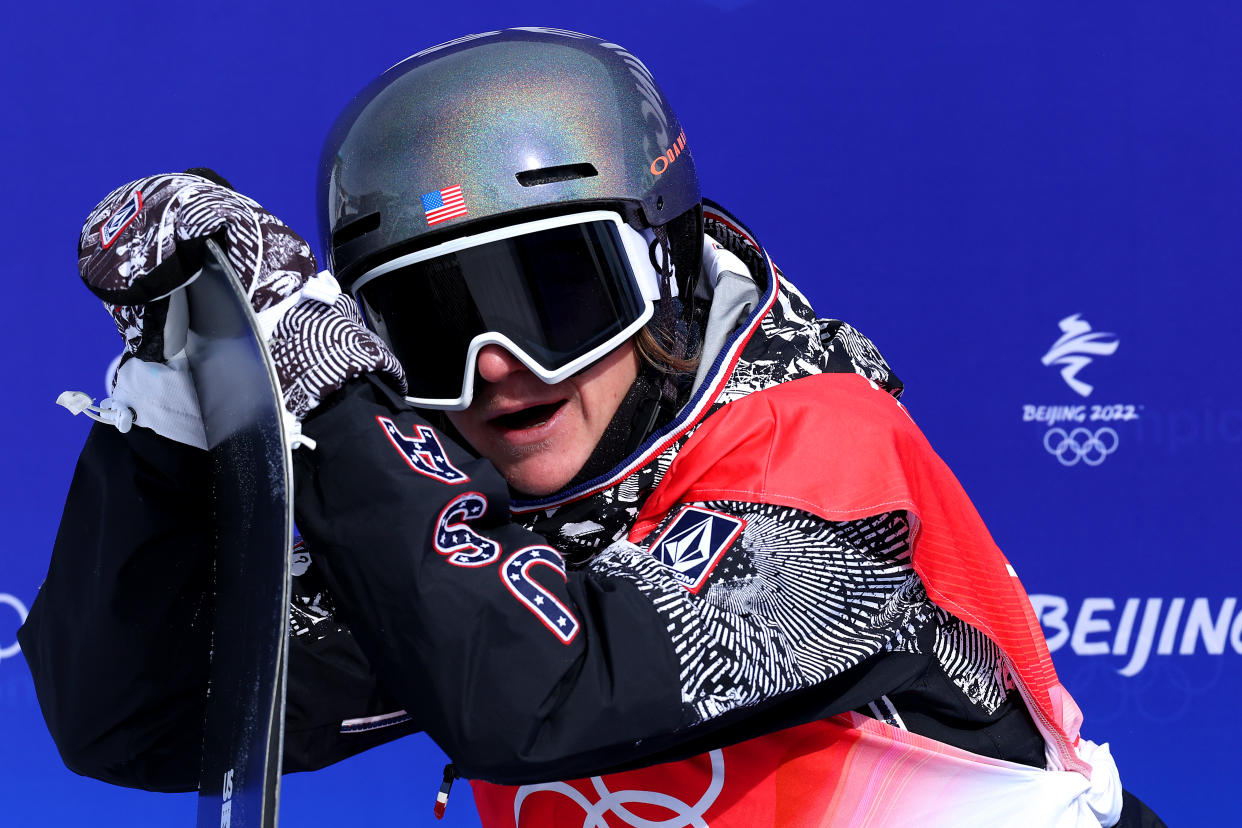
[1023, 314, 1142, 466]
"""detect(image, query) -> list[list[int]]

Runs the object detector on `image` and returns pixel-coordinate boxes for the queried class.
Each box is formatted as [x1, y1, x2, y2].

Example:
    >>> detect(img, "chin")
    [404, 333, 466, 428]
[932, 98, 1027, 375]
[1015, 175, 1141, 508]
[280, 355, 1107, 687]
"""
[501, 456, 584, 498]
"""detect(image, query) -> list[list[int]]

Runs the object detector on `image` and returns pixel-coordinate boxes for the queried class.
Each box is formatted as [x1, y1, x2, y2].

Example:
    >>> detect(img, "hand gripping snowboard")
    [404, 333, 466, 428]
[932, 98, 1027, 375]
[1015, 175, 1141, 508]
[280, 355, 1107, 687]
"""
[187, 239, 292, 828]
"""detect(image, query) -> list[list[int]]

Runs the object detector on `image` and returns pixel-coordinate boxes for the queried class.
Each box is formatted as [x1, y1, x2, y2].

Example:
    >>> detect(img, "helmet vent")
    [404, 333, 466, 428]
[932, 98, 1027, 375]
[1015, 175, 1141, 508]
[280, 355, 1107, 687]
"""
[515, 163, 598, 187]
[333, 212, 381, 248]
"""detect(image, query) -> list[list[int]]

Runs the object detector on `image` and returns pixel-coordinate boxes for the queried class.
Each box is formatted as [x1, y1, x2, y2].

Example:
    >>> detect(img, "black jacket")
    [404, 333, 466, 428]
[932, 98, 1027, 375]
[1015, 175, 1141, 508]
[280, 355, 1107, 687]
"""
[20, 203, 1043, 793]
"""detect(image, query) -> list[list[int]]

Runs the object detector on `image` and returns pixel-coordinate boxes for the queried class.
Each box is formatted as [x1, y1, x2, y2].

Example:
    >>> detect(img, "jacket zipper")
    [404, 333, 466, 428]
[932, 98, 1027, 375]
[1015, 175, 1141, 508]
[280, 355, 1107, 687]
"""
[1003, 656, 1090, 778]
[434, 763, 458, 819]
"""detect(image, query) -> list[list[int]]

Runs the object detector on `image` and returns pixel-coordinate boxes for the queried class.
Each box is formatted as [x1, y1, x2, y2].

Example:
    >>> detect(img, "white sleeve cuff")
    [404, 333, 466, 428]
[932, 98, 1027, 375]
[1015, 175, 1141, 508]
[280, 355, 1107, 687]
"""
[1077, 738, 1124, 827]
[108, 351, 208, 450]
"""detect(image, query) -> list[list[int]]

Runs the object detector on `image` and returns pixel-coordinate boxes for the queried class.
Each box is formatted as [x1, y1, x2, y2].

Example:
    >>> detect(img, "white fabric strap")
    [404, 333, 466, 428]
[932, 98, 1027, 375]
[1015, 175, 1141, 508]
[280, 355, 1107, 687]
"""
[254, 269, 343, 343]
[627, 225, 676, 300]
[284, 413, 317, 451]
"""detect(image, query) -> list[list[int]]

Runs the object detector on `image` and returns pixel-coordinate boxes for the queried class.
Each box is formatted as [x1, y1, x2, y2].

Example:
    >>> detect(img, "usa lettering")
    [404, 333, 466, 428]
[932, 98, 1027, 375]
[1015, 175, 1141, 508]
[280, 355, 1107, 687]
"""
[434, 492, 502, 567]
[502, 546, 581, 645]
[377, 416, 469, 484]
[1031, 594, 1242, 676]
[220, 768, 234, 828]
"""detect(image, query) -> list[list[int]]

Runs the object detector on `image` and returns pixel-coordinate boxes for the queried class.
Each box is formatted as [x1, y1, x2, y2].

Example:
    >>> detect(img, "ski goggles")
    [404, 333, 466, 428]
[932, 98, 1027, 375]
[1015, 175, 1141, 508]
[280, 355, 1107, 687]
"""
[352, 210, 665, 410]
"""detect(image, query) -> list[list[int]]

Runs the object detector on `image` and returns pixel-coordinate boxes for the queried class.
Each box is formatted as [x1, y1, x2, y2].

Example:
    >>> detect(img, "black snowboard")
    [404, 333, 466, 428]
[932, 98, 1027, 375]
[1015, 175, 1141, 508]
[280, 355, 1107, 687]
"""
[186, 238, 292, 828]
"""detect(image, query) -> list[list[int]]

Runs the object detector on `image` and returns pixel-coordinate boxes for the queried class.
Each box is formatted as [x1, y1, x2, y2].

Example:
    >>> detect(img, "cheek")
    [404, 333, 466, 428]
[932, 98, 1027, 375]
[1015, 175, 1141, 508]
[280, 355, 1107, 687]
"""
[581, 349, 640, 424]
[444, 411, 480, 447]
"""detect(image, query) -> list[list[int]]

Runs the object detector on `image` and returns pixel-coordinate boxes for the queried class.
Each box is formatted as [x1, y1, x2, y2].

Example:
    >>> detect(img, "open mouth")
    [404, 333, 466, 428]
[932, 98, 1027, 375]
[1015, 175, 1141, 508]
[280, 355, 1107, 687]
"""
[491, 401, 566, 431]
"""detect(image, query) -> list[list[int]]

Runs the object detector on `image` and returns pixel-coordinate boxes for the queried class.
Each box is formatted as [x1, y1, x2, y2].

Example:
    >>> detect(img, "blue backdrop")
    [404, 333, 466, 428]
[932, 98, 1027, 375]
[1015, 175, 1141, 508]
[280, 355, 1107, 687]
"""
[3, 1, 1238, 824]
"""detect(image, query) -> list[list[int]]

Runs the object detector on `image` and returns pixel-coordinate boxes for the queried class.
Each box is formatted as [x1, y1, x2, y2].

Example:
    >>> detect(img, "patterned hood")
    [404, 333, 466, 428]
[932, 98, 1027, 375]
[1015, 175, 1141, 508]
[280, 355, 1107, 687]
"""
[512, 200, 902, 563]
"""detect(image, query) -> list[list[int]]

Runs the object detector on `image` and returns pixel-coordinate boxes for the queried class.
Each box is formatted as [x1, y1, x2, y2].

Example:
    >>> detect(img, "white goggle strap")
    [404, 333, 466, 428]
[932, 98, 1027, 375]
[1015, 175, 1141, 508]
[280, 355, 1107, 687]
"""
[616, 222, 675, 302]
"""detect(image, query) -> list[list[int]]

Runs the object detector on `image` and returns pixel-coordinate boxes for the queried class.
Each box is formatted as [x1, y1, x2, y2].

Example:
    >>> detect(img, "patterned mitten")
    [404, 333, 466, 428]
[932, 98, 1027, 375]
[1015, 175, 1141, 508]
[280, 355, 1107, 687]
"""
[75, 171, 405, 432]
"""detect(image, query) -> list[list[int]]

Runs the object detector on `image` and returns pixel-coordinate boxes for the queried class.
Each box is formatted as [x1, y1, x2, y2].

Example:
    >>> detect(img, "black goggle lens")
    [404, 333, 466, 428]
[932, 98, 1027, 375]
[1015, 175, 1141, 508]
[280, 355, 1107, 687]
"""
[356, 219, 646, 405]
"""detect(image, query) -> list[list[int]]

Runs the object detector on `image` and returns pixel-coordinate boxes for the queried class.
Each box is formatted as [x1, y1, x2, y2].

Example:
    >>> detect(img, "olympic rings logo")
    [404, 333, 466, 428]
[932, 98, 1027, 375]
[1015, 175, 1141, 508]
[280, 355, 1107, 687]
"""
[1043, 427, 1120, 466]
[0, 592, 29, 663]
[513, 749, 724, 828]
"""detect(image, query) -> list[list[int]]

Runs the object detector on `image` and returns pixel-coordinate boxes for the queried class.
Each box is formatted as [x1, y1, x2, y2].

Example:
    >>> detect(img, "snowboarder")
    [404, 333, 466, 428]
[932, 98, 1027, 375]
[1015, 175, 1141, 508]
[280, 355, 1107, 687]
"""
[22, 27, 1163, 827]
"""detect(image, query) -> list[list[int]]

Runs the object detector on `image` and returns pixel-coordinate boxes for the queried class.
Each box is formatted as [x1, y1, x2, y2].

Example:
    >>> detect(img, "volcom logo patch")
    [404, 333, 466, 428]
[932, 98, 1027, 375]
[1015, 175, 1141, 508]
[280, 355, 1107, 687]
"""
[377, 416, 469, 484]
[648, 506, 745, 593]
[100, 189, 143, 249]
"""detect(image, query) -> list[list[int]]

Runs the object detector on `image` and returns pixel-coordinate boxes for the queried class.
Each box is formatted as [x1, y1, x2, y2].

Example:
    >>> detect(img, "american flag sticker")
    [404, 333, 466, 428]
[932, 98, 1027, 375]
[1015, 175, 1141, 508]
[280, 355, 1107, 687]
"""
[421, 185, 467, 226]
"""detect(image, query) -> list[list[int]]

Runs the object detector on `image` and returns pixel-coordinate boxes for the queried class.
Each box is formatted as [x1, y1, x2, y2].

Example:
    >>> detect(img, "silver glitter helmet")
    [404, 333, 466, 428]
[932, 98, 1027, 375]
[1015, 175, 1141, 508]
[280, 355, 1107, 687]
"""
[318, 27, 700, 289]
[317, 28, 703, 410]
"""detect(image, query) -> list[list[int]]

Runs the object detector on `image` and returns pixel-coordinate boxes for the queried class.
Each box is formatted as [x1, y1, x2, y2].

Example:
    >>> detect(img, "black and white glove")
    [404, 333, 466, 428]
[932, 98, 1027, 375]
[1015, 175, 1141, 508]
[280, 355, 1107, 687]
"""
[62, 170, 405, 445]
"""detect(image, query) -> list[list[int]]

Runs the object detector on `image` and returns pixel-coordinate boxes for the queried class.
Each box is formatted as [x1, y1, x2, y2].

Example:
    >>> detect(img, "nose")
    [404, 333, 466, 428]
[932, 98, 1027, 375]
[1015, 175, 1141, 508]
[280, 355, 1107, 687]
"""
[475, 344, 529, 384]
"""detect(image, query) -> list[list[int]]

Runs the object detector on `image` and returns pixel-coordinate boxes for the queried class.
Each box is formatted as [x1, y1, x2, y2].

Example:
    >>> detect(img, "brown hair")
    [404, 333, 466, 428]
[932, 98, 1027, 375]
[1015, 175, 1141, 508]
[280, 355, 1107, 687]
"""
[634, 322, 700, 377]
